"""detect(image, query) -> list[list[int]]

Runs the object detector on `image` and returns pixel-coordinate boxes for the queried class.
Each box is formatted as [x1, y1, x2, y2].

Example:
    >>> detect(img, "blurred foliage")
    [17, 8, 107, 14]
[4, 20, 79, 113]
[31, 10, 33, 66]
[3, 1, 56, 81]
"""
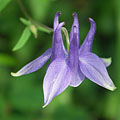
[0, 0, 120, 120]
[12, 27, 31, 51]
[0, 0, 11, 12]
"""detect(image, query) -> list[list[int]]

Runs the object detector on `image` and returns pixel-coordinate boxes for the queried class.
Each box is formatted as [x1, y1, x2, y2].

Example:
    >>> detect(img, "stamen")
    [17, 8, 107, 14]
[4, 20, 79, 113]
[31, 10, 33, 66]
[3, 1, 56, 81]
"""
[61, 27, 70, 51]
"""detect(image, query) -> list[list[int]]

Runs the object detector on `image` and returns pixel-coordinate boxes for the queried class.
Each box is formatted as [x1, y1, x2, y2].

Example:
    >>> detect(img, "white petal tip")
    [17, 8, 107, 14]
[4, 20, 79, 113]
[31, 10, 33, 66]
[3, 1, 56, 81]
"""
[42, 104, 47, 108]
[107, 86, 117, 91]
[111, 86, 117, 91]
[101, 57, 112, 67]
[89, 18, 95, 23]
[106, 57, 112, 63]
[11, 72, 20, 77]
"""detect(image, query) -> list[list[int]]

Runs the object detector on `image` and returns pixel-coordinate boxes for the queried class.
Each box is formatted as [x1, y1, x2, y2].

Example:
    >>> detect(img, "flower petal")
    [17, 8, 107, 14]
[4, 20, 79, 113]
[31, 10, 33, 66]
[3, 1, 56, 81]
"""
[70, 12, 79, 45]
[101, 58, 112, 67]
[68, 26, 79, 68]
[53, 12, 61, 31]
[53, 12, 67, 56]
[79, 18, 96, 53]
[79, 52, 116, 91]
[43, 59, 71, 107]
[51, 22, 66, 61]
[69, 66, 85, 87]
[68, 26, 85, 87]
[11, 48, 52, 77]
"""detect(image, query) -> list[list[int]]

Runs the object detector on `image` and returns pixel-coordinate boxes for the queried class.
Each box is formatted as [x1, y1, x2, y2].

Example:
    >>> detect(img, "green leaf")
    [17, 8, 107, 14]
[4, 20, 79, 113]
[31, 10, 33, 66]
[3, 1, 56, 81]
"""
[12, 27, 31, 51]
[20, 17, 31, 26]
[0, 0, 11, 12]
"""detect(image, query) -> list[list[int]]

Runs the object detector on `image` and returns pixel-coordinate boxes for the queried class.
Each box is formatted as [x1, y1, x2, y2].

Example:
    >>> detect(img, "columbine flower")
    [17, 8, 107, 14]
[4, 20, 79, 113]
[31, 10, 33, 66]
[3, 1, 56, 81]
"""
[70, 12, 116, 90]
[11, 12, 116, 108]
[11, 12, 73, 107]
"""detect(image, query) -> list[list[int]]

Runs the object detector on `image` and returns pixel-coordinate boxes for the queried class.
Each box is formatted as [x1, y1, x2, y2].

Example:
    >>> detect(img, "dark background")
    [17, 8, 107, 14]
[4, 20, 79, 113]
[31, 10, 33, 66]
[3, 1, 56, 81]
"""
[0, 0, 120, 120]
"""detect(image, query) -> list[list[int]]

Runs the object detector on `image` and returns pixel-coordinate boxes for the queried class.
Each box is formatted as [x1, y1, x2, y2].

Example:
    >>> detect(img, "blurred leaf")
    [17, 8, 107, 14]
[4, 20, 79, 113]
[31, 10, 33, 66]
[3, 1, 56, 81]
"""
[12, 27, 31, 51]
[0, 0, 11, 12]
[0, 53, 17, 66]
[20, 17, 52, 34]
[6, 114, 32, 120]
[20, 17, 31, 26]
[104, 93, 118, 119]
[28, 0, 51, 21]
[10, 86, 43, 112]
[116, 0, 120, 79]
[0, 96, 6, 118]
[115, 0, 120, 119]
[52, 105, 95, 120]
[9, 75, 43, 112]
[36, 23, 53, 34]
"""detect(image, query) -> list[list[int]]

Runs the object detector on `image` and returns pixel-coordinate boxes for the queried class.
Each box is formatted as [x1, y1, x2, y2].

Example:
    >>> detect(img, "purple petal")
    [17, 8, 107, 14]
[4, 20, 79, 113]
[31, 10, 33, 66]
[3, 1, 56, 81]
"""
[79, 52, 116, 91]
[11, 48, 52, 77]
[53, 12, 67, 56]
[68, 26, 79, 68]
[51, 22, 66, 61]
[53, 12, 61, 31]
[70, 12, 79, 45]
[79, 18, 96, 53]
[43, 59, 72, 107]
[69, 27, 85, 88]
[69, 66, 85, 87]
[68, 26, 85, 87]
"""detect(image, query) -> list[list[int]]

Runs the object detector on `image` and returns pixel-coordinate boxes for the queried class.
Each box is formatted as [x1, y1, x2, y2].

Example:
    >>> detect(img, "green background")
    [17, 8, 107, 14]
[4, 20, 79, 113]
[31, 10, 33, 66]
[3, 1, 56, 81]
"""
[0, 0, 120, 120]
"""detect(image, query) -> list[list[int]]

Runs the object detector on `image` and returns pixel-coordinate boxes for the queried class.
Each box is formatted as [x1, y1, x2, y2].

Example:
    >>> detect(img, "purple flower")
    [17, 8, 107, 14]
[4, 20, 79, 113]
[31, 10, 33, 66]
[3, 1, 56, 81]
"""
[11, 12, 73, 107]
[11, 12, 116, 107]
[71, 13, 116, 91]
